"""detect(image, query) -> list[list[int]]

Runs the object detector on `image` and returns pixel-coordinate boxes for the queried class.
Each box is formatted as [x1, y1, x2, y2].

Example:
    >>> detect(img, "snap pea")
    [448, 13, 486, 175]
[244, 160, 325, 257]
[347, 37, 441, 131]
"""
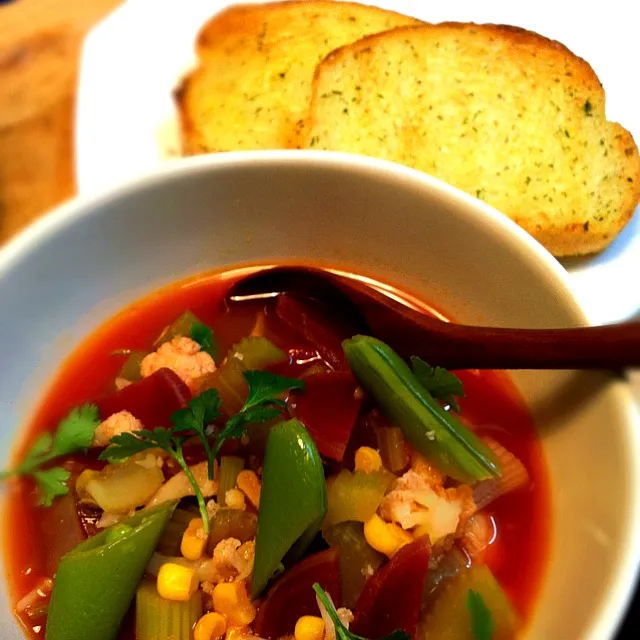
[45, 501, 177, 640]
[251, 419, 327, 598]
[342, 336, 501, 484]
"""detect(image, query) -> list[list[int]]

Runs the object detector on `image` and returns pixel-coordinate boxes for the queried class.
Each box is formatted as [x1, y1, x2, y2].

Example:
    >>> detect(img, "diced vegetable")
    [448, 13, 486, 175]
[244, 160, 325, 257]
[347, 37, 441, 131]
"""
[95, 368, 191, 429]
[342, 336, 502, 484]
[323, 521, 385, 608]
[231, 336, 288, 370]
[376, 425, 410, 473]
[253, 549, 341, 639]
[276, 295, 349, 370]
[290, 370, 363, 461]
[324, 468, 395, 530]
[156, 507, 200, 557]
[252, 419, 327, 598]
[78, 455, 164, 513]
[39, 493, 85, 577]
[201, 337, 287, 415]
[207, 509, 258, 555]
[136, 578, 202, 640]
[472, 437, 529, 510]
[219, 455, 245, 506]
[352, 537, 430, 640]
[422, 546, 470, 606]
[420, 565, 519, 640]
[154, 310, 202, 346]
[212, 581, 257, 626]
[116, 350, 148, 382]
[45, 501, 177, 640]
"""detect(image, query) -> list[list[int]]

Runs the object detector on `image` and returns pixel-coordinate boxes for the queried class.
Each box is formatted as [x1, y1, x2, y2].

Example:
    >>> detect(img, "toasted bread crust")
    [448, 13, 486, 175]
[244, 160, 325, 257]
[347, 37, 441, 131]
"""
[175, 0, 420, 154]
[305, 23, 640, 256]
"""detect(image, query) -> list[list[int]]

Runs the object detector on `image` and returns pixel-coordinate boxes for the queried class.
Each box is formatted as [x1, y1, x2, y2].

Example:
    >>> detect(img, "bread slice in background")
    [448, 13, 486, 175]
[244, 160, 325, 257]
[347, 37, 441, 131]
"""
[304, 23, 640, 256]
[175, 0, 420, 154]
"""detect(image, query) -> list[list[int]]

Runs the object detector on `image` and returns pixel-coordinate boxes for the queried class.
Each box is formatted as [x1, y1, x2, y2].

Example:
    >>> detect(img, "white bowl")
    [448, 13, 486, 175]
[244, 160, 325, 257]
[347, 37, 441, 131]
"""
[1, 151, 638, 639]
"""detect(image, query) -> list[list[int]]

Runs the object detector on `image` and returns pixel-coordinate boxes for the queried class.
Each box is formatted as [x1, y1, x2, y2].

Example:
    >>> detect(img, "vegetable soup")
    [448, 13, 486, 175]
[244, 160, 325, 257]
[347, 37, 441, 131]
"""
[2, 266, 549, 640]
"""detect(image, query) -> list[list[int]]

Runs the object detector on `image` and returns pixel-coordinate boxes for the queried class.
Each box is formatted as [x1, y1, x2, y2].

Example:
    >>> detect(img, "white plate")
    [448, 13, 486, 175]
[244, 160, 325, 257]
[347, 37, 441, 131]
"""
[76, 0, 640, 328]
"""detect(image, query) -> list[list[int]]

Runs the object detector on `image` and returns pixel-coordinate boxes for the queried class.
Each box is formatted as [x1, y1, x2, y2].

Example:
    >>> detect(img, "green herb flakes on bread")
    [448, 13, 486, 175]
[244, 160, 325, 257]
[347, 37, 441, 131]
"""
[303, 23, 640, 256]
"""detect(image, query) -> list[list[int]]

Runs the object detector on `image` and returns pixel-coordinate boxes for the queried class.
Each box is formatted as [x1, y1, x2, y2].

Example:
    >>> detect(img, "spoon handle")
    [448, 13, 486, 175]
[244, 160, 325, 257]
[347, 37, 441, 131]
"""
[344, 277, 640, 369]
[409, 322, 640, 370]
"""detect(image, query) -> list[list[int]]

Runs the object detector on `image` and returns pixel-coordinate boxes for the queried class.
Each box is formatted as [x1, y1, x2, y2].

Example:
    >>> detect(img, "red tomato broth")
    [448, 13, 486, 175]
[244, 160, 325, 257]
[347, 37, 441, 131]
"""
[3, 266, 550, 638]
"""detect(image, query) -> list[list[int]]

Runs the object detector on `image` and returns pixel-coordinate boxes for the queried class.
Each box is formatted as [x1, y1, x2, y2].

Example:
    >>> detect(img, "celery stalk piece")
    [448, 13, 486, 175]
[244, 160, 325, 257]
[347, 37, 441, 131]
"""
[136, 579, 202, 640]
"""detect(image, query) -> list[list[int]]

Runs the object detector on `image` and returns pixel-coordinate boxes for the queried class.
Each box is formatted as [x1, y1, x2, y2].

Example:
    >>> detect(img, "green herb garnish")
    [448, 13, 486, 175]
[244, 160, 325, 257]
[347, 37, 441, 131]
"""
[101, 426, 211, 531]
[313, 583, 409, 640]
[101, 370, 304, 532]
[171, 388, 221, 481]
[214, 370, 305, 457]
[0, 404, 100, 506]
[410, 356, 465, 412]
[190, 321, 219, 360]
[467, 589, 495, 640]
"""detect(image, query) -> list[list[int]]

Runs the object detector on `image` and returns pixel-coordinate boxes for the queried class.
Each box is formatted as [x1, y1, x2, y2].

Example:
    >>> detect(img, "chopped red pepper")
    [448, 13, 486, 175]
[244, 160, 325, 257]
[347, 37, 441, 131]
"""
[94, 369, 190, 429]
[276, 295, 350, 371]
[352, 537, 431, 639]
[254, 549, 341, 639]
[289, 371, 363, 462]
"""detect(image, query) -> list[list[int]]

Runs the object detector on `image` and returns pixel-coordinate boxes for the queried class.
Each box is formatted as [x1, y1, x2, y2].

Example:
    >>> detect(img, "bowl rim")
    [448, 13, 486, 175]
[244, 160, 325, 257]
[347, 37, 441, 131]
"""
[1, 150, 639, 639]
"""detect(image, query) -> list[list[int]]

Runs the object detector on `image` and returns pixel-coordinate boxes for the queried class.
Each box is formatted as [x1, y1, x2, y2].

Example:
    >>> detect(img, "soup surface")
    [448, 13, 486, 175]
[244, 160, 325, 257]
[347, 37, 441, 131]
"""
[3, 266, 549, 640]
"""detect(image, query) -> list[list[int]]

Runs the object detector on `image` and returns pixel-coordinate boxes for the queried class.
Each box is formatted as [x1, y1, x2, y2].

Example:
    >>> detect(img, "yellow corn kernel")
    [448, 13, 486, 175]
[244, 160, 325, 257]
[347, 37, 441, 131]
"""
[225, 488, 246, 511]
[226, 628, 250, 640]
[236, 470, 261, 508]
[294, 615, 325, 640]
[181, 518, 207, 560]
[364, 514, 413, 558]
[157, 563, 198, 601]
[194, 612, 227, 640]
[354, 447, 383, 473]
[213, 581, 256, 627]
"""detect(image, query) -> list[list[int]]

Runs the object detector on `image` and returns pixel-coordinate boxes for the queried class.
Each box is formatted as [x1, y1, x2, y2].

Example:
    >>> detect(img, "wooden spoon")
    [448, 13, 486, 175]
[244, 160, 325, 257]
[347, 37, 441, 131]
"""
[226, 265, 640, 370]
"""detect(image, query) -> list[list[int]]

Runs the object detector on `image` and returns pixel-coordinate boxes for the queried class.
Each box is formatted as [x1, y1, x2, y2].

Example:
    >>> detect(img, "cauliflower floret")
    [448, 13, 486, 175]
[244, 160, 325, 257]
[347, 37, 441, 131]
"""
[91, 410, 142, 448]
[213, 538, 255, 582]
[200, 538, 256, 586]
[337, 608, 354, 629]
[140, 336, 215, 391]
[379, 470, 475, 545]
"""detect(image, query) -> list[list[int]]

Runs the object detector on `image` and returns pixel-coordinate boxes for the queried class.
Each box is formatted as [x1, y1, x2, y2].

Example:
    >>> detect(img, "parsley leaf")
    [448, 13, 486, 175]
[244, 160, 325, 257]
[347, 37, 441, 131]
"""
[313, 584, 409, 640]
[32, 468, 72, 507]
[1, 403, 100, 507]
[411, 356, 465, 412]
[171, 389, 221, 480]
[212, 371, 304, 458]
[243, 370, 305, 410]
[100, 429, 163, 462]
[190, 321, 219, 360]
[467, 589, 495, 640]
[49, 404, 100, 458]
